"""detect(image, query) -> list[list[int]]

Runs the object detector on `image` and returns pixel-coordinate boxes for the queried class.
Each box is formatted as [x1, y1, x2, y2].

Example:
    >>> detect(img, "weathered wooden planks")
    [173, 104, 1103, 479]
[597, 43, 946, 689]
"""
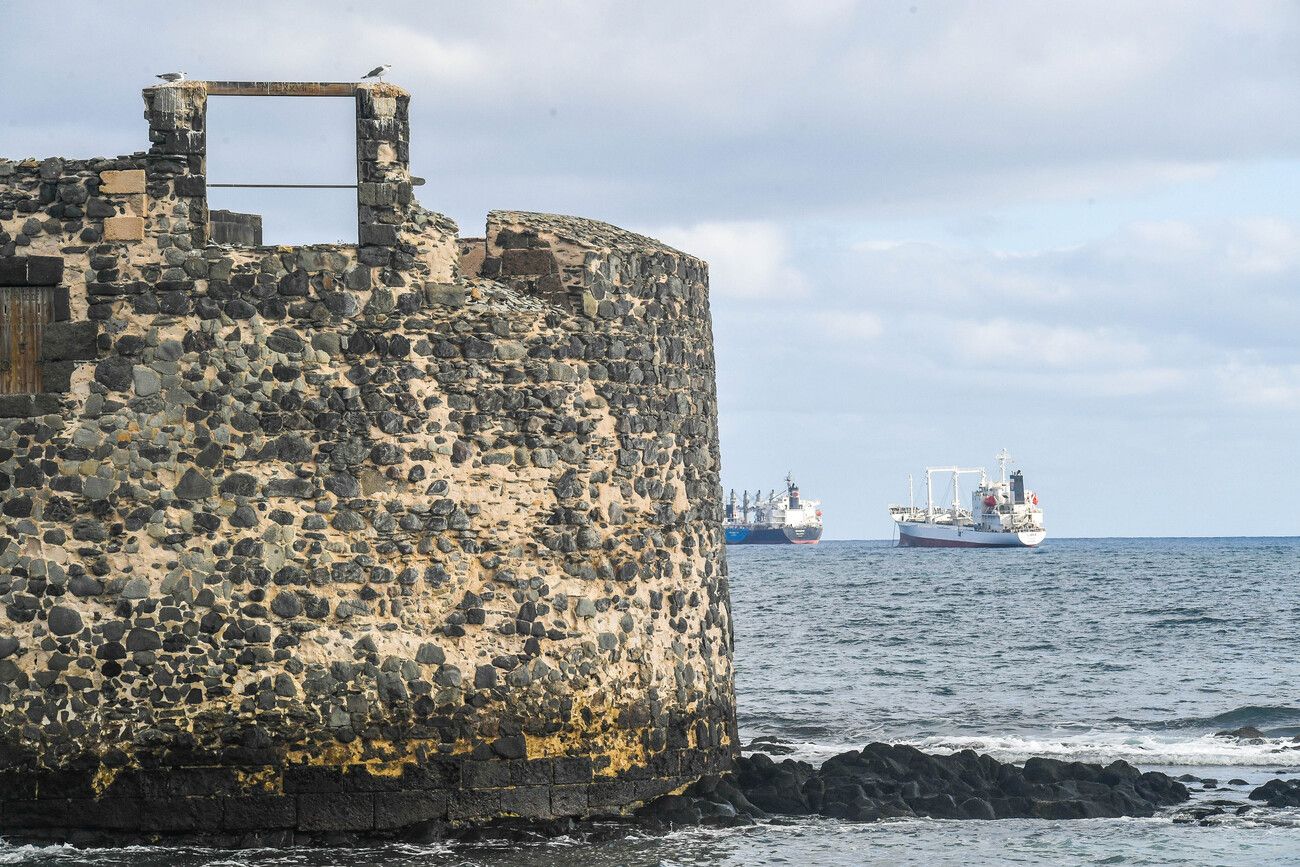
[0, 287, 54, 394]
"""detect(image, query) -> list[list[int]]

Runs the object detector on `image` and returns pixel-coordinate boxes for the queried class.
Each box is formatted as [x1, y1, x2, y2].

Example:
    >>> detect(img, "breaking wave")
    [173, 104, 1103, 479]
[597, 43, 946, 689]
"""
[1114, 705, 1300, 733]
[905, 732, 1300, 768]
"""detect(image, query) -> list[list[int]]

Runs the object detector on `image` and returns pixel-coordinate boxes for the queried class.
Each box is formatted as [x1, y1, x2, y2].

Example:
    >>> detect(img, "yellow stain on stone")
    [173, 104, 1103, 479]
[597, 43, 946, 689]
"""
[90, 763, 121, 796]
[232, 765, 280, 794]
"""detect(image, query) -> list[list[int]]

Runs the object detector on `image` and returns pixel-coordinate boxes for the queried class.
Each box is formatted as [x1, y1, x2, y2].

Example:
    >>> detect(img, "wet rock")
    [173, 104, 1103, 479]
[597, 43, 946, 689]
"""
[1216, 726, 1267, 742]
[1249, 778, 1300, 808]
[646, 745, 1191, 830]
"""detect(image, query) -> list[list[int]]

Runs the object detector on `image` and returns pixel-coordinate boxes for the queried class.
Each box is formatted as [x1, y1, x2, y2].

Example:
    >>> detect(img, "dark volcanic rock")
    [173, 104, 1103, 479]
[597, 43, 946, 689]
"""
[1249, 778, 1300, 808]
[644, 744, 1190, 829]
[1215, 726, 1267, 742]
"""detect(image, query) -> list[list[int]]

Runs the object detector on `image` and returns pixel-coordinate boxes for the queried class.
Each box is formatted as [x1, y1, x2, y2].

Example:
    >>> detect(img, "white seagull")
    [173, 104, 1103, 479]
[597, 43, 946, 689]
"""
[361, 64, 391, 80]
[155, 71, 187, 83]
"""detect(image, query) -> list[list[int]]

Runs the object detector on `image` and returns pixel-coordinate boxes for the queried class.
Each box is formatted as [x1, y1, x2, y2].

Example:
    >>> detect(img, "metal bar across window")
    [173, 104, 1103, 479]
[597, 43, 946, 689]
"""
[207, 183, 358, 189]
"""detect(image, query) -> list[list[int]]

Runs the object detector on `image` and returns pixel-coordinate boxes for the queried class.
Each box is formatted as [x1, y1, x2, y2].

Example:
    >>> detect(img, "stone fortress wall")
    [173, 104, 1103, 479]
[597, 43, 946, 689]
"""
[0, 81, 734, 844]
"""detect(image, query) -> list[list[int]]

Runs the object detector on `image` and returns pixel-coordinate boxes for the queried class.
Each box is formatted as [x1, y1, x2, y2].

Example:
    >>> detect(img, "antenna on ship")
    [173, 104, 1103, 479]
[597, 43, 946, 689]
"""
[908, 474, 914, 514]
[996, 448, 1013, 483]
[925, 467, 934, 520]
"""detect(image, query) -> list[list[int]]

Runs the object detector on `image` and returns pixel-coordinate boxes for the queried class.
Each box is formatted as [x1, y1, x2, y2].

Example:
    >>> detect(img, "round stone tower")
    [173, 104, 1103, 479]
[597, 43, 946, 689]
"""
[0, 81, 734, 844]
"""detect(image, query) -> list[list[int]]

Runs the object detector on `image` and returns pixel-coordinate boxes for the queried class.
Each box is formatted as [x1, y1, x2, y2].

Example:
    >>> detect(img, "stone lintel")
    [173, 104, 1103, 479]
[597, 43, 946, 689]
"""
[205, 81, 358, 97]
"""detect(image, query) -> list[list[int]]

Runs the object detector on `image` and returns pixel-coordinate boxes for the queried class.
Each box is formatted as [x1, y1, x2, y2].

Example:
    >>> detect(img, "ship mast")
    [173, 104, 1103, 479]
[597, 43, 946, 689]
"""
[996, 448, 1012, 483]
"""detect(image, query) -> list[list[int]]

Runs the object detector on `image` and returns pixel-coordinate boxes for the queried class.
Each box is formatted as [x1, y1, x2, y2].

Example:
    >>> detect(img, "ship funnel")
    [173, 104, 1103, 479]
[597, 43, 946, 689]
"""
[1011, 470, 1026, 504]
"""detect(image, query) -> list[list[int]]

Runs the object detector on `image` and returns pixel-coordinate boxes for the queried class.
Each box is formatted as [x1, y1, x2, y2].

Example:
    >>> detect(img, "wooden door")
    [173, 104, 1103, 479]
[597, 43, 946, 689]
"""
[0, 287, 54, 394]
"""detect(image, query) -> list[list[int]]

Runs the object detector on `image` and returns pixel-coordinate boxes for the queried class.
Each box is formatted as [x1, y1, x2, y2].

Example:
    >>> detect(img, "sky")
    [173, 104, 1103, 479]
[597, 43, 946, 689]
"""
[3, 1, 1299, 538]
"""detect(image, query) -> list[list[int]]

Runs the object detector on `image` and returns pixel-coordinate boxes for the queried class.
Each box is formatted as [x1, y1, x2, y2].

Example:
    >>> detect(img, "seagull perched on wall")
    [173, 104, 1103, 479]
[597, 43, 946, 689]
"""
[361, 64, 391, 80]
[155, 71, 187, 83]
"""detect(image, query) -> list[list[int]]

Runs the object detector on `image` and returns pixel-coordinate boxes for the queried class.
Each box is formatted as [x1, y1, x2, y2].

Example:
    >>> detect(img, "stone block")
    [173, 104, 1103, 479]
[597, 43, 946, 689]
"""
[357, 182, 396, 207]
[99, 170, 146, 195]
[67, 797, 144, 829]
[509, 759, 554, 786]
[40, 362, 75, 393]
[174, 175, 206, 197]
[296, 792, 374, 831]
[35, 768, 96, 799]
[501, 248, 558, 276]
[0, 255, 63, 286]
[461, 760, 510, 789]
[283, 765, 344, 794]
[0, 395, 35, 418]
[52, 286, 70, 321]
[447, 789, 503, 821]
[550, 785, 589, 816]
[139, 796, 218, 832]
[342, 765, 405, 793]
[41, 321, 98, 361]
[103, 216, 145, 242]
[359, 223, 399, 246]
[497, 786, 552, 818]
[222, 795, 296, 829]
[25, 256, 64, 286]
[373, 791, 448, 829]
[553, 756, 594, 784]
[3, 798, 69, 828]
[587, 780, 640, 808]
[0, 257, 25, 283]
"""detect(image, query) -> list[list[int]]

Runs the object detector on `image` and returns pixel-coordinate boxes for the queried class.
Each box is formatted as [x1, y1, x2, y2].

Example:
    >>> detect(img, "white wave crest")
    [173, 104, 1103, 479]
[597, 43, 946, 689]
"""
[904, 732, 1300, 768]
[0, 843, 80, 865]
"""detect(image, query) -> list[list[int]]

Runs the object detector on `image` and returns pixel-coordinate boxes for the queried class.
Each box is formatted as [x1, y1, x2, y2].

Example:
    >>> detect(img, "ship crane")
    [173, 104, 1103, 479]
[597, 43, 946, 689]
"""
[923, 466, 986, 520]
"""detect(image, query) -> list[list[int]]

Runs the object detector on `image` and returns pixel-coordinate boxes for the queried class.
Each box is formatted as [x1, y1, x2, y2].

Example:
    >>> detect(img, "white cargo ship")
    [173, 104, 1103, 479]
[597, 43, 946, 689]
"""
[888, 450, 1045, 548]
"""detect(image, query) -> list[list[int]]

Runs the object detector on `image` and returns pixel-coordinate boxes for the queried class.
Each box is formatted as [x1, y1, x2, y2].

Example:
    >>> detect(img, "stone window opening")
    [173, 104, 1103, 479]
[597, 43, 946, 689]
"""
[205, 90, 359, 247]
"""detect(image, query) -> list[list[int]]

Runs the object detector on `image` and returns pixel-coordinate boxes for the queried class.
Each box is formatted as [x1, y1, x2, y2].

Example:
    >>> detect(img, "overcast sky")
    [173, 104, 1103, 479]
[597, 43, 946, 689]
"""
[5, 1, 1299, 538]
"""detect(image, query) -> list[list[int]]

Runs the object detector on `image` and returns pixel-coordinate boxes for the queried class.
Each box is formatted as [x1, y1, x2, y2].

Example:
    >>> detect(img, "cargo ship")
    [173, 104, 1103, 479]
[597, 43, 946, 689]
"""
[725, 474, 823, 544]
[888, 450, 1045, 548]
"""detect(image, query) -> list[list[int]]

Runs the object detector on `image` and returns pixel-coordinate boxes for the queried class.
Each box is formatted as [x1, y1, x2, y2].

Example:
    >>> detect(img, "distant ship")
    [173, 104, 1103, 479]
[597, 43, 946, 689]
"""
[725, 474, 823, 544]
[889, 450, 1045, 548]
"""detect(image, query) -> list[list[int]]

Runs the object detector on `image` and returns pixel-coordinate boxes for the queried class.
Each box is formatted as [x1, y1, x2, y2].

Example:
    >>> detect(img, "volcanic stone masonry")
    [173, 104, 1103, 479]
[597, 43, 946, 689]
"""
[0, 80, 734, 845]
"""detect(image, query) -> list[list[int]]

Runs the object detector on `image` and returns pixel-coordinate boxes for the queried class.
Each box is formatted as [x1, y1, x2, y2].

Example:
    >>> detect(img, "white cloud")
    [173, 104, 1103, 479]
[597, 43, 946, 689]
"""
[1216, 359, 1300, 409]
[815, 311, 885, 342]
[648, 221, 810, 299]
[948, 319, 1152, 370]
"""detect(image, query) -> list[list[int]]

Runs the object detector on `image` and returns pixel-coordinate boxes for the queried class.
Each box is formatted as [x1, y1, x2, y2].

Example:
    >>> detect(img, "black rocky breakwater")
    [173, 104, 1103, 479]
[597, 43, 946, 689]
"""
[638, 744, 1191, 828]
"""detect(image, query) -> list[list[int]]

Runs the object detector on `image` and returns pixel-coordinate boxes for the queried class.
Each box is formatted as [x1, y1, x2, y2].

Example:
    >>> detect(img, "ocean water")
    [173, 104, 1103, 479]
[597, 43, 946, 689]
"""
[5, 537, 1300, 866]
